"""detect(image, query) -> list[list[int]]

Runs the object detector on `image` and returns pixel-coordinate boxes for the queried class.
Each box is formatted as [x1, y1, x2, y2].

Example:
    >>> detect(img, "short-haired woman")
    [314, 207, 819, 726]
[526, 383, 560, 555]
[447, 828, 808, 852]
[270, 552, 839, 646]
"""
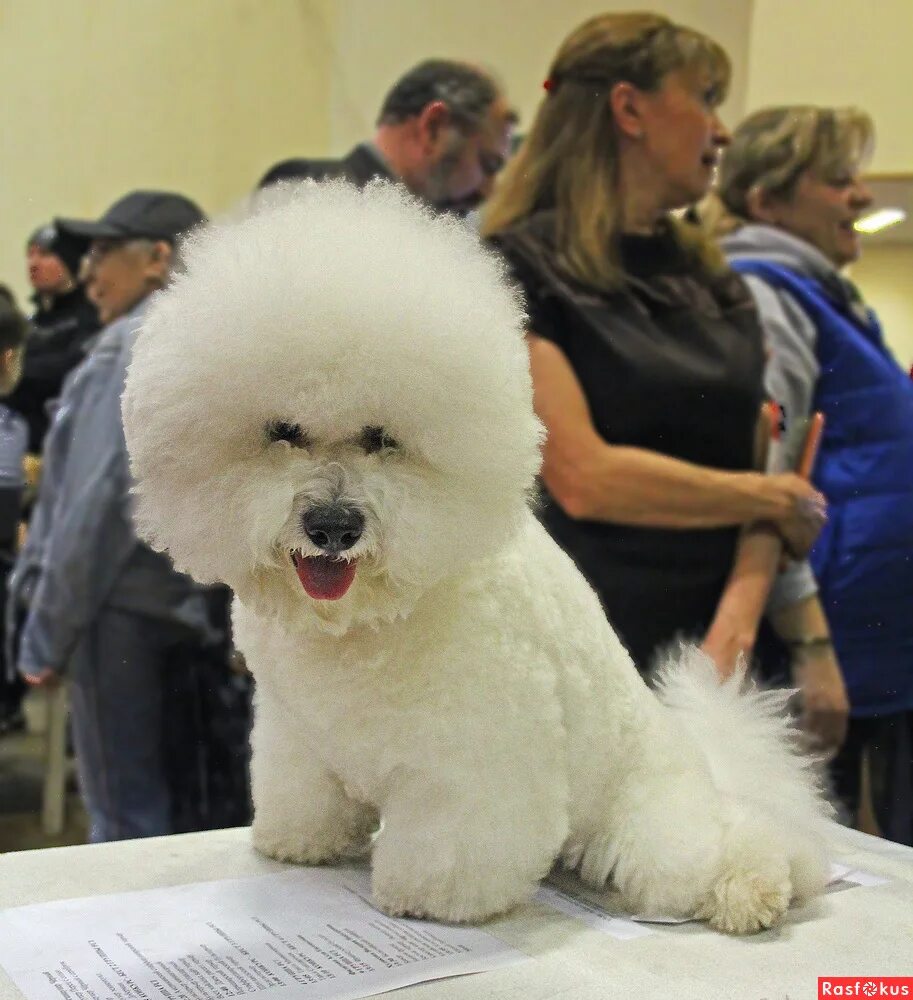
[707, 107, 913, 844]
[482, 12, 844, 752]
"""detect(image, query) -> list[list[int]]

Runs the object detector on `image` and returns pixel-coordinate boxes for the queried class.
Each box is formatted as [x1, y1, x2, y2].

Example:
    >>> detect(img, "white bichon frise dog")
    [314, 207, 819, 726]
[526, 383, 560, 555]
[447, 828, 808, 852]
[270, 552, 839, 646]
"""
[123, 181, 833, 934]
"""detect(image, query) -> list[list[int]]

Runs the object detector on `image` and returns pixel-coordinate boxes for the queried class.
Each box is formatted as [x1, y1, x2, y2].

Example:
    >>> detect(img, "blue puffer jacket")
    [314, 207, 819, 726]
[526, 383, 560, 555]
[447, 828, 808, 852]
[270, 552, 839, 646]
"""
[727, 230, 913, 716]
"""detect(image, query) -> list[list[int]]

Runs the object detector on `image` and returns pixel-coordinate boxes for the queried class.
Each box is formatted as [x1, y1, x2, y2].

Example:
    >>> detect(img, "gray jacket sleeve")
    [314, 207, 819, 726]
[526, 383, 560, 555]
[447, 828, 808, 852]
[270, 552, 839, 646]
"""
[18, 452, 135, 675]
[17, 335, 138, 675]
[740, 275, 820, 613]
[742, 275, 820, 434]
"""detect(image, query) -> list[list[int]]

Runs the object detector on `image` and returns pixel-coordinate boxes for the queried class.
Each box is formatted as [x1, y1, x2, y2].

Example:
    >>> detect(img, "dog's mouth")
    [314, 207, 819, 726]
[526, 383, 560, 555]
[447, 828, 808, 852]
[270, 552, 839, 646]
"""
[291, 552, 358, 600]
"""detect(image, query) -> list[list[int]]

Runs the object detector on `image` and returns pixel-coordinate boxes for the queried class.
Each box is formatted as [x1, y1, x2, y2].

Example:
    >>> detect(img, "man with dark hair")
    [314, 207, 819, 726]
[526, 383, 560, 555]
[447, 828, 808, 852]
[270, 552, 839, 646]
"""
[259, 59, 516, 214]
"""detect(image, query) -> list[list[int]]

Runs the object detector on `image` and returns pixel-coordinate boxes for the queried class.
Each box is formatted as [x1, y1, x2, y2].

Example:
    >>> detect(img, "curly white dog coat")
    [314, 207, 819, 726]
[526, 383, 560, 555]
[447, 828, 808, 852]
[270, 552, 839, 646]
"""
[123, 181, 833, 933]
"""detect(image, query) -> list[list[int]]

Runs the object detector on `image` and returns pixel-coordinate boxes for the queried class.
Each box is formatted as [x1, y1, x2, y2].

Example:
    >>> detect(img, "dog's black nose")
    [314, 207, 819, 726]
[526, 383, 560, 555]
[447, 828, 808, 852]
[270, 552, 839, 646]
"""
[301, 505, 364, 553]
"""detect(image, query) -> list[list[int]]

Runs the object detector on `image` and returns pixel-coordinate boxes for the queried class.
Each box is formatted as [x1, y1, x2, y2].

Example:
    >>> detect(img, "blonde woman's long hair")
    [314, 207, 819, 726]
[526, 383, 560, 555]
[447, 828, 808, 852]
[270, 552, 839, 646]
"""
[703, 106, 874, 238]
[481, 12, 731, 290]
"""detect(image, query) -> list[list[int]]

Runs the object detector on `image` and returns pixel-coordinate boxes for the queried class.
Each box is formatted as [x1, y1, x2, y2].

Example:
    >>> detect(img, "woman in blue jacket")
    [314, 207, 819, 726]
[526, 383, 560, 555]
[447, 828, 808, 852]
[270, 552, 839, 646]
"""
[708, 106, 913, 844]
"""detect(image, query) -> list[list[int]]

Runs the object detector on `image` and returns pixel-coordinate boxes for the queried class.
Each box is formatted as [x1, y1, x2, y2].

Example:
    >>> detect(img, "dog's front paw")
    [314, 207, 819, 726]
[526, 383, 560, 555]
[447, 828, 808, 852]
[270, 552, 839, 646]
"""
[252, 811, 375, 866]
[371, 872, 526, 925]
[696, 867, 792, 934]
[371, 892, 431, 922]
[252, 823, 334, 865]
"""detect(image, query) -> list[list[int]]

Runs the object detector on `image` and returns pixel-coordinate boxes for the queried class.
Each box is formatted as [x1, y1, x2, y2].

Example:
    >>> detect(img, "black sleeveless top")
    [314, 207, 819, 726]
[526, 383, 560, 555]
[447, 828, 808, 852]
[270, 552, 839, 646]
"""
[490, 212, 765, 671]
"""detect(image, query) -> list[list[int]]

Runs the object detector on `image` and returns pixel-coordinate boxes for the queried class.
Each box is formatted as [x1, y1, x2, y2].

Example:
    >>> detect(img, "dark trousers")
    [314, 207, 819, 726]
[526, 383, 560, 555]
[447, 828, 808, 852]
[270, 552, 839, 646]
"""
[68, 607, 182, 842]
[0, 550, 24, 728]
[0, 674, 24, 730]
[829, 710, 913, 847]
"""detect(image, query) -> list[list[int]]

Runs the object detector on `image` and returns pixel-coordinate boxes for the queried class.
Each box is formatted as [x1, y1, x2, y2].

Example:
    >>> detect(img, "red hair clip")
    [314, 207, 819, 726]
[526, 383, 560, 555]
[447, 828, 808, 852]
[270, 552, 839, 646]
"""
[542, 78, 556, 93]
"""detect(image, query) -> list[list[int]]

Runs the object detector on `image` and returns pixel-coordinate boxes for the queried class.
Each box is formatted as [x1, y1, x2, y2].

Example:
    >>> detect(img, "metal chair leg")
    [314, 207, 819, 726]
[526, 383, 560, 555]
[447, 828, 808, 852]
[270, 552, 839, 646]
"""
[41, 684, 69, 836]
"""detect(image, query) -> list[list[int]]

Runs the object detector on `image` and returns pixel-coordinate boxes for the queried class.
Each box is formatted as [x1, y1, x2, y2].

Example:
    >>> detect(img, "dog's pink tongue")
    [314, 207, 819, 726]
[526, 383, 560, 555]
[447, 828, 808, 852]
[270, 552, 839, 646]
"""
[292, 554, 357, 600]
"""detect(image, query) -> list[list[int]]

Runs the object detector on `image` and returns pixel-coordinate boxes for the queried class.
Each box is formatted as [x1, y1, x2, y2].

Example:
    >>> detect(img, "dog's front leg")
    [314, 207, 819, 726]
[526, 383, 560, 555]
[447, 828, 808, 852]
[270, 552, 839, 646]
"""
[251, 691, 376, 865]
[370, 768, 567, 924]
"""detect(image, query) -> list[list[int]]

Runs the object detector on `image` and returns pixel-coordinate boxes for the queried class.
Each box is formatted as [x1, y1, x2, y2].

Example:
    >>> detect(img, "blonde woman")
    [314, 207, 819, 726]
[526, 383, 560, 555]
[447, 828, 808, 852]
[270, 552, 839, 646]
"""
[483, 13, 840, 743]
[709, 107, 913, 844]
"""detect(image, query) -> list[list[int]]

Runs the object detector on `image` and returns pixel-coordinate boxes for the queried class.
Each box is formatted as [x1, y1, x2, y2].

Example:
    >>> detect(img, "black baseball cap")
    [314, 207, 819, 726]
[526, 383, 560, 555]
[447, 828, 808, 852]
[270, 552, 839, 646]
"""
[55, 191, 206, 248]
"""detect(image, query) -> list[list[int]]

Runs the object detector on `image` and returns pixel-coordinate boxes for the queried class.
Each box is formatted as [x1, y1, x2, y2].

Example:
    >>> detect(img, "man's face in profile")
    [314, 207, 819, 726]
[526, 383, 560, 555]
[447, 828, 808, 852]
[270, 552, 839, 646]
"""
[423, 96, 515, 214]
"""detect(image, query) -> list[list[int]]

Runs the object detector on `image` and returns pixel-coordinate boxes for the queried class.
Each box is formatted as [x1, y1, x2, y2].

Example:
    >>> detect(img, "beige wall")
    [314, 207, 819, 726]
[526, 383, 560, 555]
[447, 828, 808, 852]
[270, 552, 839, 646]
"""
[852, 245, 913, 371]
[747, 1, 913, 366]
[0, 0, 333, 303]
[6, 0, 912, 309]
[326, 0, 753, 154]
[746, 0, 913, 173]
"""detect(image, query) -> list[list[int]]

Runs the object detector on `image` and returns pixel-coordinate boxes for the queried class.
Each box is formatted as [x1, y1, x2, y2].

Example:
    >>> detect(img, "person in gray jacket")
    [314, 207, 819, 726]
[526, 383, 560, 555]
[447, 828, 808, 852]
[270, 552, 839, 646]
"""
[9, 191, 215, 842]
[0, 287, 29, 733]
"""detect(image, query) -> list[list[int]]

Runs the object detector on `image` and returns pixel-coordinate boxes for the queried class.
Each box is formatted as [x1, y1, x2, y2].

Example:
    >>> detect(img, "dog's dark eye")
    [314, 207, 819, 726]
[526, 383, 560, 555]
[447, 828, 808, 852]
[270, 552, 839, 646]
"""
[266, 420, 309, 448]
[360, 425, 398, 454]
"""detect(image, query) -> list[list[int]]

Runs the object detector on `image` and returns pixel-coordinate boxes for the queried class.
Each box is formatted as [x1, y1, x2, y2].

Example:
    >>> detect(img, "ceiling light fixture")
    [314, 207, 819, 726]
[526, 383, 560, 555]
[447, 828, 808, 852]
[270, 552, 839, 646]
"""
[854, 208, 907, 234]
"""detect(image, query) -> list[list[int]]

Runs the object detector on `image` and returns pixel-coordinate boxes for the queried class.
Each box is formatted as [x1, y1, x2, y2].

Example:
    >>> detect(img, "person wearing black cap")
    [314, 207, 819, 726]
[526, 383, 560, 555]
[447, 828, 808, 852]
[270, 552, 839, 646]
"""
[5, 224, 100, 457]
[7, 191, 222, 842]
[55, 191, 205, 325]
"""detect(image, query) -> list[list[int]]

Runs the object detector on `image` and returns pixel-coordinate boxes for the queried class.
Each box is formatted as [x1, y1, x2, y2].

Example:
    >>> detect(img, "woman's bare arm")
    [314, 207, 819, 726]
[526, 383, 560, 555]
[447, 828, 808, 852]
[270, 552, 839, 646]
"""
[529, 334, 824, 546]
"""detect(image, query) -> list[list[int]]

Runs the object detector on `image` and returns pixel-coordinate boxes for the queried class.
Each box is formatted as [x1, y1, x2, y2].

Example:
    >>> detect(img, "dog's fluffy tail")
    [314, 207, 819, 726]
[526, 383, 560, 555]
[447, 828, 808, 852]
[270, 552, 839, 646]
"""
[650, 644, 836, 904]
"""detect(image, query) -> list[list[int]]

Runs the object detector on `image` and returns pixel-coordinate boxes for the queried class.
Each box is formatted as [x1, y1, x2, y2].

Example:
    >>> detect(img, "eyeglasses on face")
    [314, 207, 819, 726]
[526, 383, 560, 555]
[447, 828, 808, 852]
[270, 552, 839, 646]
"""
[86, 239, 130, 262]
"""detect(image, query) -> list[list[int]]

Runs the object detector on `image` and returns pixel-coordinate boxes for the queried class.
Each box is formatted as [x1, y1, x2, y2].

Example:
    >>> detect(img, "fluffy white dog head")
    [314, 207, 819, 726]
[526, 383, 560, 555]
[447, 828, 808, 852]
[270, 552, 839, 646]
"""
[123, 181, 542, 632]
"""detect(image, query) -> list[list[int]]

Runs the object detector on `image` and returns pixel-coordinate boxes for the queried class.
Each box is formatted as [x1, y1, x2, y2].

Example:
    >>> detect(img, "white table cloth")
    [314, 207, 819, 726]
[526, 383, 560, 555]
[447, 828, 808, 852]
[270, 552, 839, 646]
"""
[1, 826, 911, 999]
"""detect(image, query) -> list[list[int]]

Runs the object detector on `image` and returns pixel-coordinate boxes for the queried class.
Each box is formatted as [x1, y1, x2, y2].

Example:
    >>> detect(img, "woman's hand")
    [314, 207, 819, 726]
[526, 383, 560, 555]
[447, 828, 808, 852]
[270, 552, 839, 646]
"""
[792, 646, 849, 756]
[763, 473, 827, 558]
[701, 617, 756, 680]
